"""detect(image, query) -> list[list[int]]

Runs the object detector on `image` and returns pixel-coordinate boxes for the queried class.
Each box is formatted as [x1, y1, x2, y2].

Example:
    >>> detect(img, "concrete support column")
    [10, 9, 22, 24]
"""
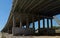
[32, 16, 35, 32]
[43, 18, 45, 28]
[12, 15, 16, 35]
[47, 18, 49, 29]
[32, 17, 35, 30]
[13, 16, 16, 27]
[7, 28, 9, 33]
[26, 16, 29, 29]
[51, 18, 53, 28]
[20, 17, 22, 28]
[7, 25, 12, 34]
[38, 16, 40, 33]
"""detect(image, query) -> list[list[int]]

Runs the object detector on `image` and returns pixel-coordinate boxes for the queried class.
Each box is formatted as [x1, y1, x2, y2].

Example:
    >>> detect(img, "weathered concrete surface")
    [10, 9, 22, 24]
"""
[2, 34, 60, 38]
[5, 36, 60, 38]
[2, 33, 60, 38]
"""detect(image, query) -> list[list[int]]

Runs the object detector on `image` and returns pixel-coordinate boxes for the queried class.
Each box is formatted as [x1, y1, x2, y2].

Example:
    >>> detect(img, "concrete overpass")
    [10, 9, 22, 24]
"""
[1, 0, 60, 36]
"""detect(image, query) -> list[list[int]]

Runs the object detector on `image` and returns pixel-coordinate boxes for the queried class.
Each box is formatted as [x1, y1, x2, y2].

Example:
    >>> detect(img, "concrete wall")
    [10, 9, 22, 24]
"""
[12, 27, 34, 35]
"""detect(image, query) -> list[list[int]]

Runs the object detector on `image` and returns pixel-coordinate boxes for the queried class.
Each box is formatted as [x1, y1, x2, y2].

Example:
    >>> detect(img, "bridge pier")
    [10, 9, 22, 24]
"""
[47, 18, 49, 29]
[13, 16, 16, 27]
[32, 16, 35, 33]
[26, 16, 29, 29]
[43, 18, 45, 29]
[50, 18, 53, 28]
[12, 15, 54, 36]
[38, 16, 40, 33]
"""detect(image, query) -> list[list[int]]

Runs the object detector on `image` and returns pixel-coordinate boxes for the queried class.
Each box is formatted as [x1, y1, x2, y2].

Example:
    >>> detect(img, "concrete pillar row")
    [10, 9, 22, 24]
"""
[13, 16, 16, 27]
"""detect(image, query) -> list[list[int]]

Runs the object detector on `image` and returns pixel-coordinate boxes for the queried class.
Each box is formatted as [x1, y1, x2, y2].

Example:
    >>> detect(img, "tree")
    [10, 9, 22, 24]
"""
[53, 26, 60, 29]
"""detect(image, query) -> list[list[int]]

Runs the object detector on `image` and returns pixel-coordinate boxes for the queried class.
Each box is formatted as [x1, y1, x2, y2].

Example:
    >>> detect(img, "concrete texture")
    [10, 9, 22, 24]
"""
[5, 36, 60, 38]
[1, 33, 60, 38]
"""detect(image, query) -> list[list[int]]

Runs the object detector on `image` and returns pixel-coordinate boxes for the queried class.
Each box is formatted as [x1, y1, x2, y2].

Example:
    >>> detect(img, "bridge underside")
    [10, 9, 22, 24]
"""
[2, 0, 60, 36]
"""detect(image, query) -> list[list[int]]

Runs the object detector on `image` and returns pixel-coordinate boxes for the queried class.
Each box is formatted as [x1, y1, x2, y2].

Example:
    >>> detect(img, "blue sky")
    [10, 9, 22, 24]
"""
[0, 0, 60, 31]
[0, 0, 12, 31]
